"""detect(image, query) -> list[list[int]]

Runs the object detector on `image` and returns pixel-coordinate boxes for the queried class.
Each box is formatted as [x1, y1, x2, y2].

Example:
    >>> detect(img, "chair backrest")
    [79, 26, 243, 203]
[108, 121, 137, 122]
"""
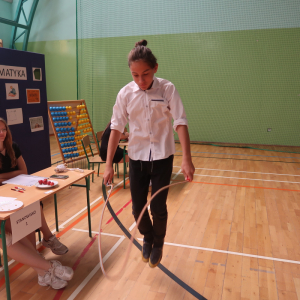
[96, 131, 104, 143]
[81, 135, 90, 148]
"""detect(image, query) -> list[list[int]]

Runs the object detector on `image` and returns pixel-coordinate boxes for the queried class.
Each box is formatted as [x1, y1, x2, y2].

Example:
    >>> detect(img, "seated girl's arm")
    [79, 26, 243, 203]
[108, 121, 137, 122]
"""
[0, 155, 28, 181]
[176, 125, 195, 181]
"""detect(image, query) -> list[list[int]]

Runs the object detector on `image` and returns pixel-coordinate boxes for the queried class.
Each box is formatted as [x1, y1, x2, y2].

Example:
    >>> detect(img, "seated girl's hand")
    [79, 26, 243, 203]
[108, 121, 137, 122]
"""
[103, 165, 114, 185]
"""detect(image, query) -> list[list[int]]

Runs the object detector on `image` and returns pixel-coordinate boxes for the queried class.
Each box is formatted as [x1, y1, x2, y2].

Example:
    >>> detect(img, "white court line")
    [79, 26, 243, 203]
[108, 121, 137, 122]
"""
[136, 238, 300, 265]
[191, 173, 300, 184]
[72, 228, 123, 238]
[67, 236, 125, 300]
[129, 222, 136, 232]
[174, 166, 300, 177]
[58, 179, 127, 229]
[172, 170, 300, 184]
[171, 168, 182, 182]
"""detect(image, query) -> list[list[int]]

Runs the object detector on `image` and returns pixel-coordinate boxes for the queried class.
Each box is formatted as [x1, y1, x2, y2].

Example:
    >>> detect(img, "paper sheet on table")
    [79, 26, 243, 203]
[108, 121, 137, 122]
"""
[2, 174, 48, 187]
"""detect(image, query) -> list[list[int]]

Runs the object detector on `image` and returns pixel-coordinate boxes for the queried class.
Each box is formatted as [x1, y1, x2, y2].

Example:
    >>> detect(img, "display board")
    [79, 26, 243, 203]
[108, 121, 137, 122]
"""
[48, 100, 99, 163]
[0, 48, 51, 174]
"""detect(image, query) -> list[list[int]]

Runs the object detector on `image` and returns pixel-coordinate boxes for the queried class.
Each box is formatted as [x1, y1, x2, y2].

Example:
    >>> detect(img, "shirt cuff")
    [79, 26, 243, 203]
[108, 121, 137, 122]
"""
[110, 123, 124, 134]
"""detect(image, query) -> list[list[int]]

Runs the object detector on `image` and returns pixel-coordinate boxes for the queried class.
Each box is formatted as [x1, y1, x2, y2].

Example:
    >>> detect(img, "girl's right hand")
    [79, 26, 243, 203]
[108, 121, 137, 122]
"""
[103, 164, 114, 185]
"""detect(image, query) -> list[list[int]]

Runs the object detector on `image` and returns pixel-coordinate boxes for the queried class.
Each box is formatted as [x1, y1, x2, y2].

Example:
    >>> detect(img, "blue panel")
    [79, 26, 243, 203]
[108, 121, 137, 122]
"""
[0, 48, 51, 174]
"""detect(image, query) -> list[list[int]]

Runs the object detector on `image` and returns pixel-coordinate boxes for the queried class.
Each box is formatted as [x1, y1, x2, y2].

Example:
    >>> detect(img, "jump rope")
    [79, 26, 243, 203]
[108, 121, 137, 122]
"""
[99, 179, 207, 300]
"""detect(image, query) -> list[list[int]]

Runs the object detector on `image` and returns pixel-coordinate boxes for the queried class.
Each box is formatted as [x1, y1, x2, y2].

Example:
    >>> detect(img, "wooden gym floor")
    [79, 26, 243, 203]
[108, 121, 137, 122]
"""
[1, 136, 300, 300]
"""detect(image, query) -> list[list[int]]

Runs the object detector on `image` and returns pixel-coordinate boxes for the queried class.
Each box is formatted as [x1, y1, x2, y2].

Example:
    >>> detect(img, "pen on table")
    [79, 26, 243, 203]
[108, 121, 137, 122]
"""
[11, 188, 24, 193]
[15, 187, 25, 191]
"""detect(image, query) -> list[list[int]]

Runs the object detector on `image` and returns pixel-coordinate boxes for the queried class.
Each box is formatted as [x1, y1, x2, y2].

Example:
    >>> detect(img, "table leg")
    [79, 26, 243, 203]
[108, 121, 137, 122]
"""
[1, 220, 11, 300]
[85, 177, 92, 237]
[54, 194, 59, 232]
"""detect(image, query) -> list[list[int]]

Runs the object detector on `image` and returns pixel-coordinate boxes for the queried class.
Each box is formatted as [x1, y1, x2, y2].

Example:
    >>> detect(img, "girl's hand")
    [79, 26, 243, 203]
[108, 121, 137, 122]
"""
[103, 164, 114, 185]
[181, 158, 195, 182]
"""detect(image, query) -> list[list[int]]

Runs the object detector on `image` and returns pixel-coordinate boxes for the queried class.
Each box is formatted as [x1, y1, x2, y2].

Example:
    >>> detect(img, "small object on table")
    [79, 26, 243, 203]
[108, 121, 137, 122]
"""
[35, 180, 58, 189]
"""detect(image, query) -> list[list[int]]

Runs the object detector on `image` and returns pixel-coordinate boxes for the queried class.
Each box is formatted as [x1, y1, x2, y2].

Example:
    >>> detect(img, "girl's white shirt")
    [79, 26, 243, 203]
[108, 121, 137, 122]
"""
[111, 77, 188, 161]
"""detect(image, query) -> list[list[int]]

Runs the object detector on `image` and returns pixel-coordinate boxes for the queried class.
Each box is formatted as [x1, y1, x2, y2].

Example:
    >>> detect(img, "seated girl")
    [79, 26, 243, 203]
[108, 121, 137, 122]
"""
[0, 117, 68, 255]
[0, 117, 74, 288]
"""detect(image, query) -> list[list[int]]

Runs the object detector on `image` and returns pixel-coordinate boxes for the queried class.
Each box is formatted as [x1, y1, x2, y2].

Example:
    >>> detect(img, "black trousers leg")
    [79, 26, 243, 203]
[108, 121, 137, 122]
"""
[150, 155, 173, 247]
[129, 159, 153, 243]
[129, 155, 173, 247]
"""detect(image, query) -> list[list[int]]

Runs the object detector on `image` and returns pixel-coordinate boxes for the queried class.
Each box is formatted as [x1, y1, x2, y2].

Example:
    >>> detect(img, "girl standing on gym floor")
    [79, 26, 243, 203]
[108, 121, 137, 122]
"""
[103, 40, 195, 268]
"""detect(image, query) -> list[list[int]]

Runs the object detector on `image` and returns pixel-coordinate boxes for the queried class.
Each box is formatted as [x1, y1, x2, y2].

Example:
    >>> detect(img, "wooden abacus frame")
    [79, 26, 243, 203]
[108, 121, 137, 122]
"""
[48, 100, 100, 164]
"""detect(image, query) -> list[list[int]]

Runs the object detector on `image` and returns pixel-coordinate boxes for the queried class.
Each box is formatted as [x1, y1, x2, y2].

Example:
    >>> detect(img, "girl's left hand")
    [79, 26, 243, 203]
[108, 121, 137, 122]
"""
[181, 159, 195, 182]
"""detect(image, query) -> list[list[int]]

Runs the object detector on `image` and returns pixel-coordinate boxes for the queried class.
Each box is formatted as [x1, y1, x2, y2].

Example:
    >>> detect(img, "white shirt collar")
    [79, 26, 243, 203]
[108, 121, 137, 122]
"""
[132, 76, 159, 92]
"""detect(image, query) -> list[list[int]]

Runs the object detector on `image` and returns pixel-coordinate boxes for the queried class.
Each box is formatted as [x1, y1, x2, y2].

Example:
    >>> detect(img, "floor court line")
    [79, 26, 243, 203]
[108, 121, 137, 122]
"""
[72, 228, 124, 238]
[173, 166, 300, 177]
[58, 179, 126, 230]
[54, 235, 99, 300]
[171, 170, 300, 184]
[171, 178, 300, 193]
[66, 236, 126, 300]
[191, 173, 300, 184]
[179, 155, 300, 164]
[175, 150, 300, 160]
[134, 238, 300, 266]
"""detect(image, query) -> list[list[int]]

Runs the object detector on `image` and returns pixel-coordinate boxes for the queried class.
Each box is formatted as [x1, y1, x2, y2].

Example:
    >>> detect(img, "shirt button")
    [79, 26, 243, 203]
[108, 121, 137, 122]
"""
[146, 105, 148, 108]
[150, 132, 152, 134]
[147, 119, 149, 121]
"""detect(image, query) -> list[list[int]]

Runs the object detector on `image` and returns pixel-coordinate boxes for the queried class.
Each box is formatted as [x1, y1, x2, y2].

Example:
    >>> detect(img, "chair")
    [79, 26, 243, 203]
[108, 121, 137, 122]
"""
[96, 131, 119, 178]
[81, 135, 105, 182]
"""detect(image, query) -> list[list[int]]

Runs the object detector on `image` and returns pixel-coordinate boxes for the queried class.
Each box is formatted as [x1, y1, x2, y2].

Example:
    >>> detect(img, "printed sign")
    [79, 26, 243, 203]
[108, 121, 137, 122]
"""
[0, 64, 27, 80]
[10, 201, 41, 244]
[26, 89, 40, 104]
[32, 67, 42, 81]
[6, 108, 23, 125]
[5, 83, 19, 100]
[29, 116, 44, 132]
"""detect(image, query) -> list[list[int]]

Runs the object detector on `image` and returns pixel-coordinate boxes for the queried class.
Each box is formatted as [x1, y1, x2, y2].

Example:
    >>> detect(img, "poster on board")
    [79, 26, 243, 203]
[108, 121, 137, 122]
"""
[6, 108, 23, 125]
[5, 83, 19, 100]
[29, 116, 44, 132]
[32, 68, 42, 81]
[26, 89, 40, 104]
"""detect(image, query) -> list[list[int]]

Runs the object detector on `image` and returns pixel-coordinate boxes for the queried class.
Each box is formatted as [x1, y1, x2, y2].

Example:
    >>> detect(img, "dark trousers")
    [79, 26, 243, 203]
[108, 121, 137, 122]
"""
[129, 155, 173, 247]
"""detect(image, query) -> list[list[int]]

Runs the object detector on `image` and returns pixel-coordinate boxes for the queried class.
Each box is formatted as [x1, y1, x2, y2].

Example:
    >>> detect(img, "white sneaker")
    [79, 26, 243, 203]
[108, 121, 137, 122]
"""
[38, 271, 68, 289]
[51, 260, 74, 281]
[42, 235, 68, 255]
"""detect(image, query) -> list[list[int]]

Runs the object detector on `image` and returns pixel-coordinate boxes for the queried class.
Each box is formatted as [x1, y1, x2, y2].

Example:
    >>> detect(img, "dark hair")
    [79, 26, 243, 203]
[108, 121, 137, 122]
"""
[0, 118, 17, 169]
[128, 39, 157, 69]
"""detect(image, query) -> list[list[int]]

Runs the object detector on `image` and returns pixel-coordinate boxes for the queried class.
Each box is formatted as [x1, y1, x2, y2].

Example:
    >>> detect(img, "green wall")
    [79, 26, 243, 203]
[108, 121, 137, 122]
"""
[78, 28, 300, 146]
[0, 0, 12, 48]
[9, 0, 299, 147]
[25, 39, 77, 102]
